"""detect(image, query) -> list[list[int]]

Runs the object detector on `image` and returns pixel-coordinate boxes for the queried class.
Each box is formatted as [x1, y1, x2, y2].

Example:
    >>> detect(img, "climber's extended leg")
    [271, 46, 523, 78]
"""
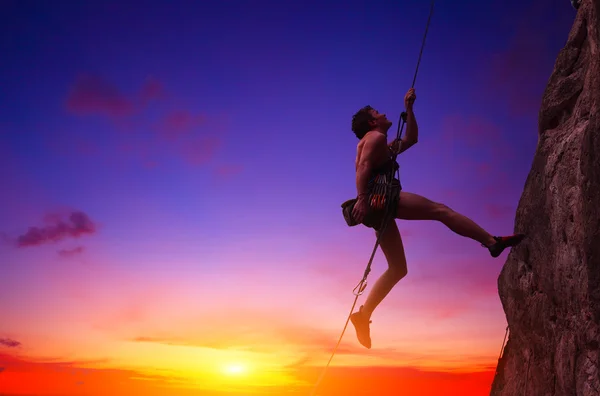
[395, 191, 524, 257]
[350, 220, 407, 349]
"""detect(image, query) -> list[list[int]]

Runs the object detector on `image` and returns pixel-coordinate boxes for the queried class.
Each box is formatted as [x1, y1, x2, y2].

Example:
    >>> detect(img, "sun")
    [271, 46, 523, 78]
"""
[222, 363, 248, 376]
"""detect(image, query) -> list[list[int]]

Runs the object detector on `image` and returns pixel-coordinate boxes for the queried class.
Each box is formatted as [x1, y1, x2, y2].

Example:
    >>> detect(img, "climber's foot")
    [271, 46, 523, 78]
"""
[485, 234, 525, 258]
[350, 306, 372, 349]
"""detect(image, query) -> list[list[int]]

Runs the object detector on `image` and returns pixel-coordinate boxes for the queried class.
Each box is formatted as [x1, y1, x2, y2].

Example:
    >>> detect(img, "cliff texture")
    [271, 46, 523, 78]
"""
[491, 0, 600, 395]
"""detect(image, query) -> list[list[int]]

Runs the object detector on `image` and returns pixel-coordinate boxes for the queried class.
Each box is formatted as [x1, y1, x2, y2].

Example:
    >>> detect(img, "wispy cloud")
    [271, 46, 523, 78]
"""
[139, 76, 166, 104]
[65, 74, 135, 118]
[156, 110, 205, 141]
[0, 338, 21, 348]
[15, 211, 96, 248]
[57, 246, 85, 257]
[63, 74, 232, 174]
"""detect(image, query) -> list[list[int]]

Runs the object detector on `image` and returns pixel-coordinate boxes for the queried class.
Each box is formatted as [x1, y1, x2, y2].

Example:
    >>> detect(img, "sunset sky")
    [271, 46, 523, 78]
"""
[0, 0, 577, 395]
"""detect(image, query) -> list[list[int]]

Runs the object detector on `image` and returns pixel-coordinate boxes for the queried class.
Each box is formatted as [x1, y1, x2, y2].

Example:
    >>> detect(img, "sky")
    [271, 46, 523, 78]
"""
[0, 0, 577, 395]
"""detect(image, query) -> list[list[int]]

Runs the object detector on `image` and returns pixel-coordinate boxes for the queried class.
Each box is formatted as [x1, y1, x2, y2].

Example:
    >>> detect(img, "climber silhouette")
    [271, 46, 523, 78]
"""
[343, 88, 525, 349]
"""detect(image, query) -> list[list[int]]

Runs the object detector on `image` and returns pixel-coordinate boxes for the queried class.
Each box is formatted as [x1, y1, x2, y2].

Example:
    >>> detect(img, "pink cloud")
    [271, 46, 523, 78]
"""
[114, 120, 222, 170]
[153, 110, 224, 167]
[0, 338, 21, 348]
[65, 74, 135, 117]
[62, 74, 229, 171]
[157, 110, 206, 141]
[140, 76, 166, 104]
[179, 137, 221, 166]
[16, 211, 96, 248]
[57, 246, 85, 257]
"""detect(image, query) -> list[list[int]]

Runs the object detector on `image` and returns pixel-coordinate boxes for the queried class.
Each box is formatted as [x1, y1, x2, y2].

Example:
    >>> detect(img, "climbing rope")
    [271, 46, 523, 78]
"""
[308, 3, 435, 395]
[496, 325, 509, 371]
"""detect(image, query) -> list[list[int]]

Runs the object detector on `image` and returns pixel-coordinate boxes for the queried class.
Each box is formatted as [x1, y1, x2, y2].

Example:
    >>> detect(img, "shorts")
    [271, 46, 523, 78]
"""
[341, 179, 401, 231]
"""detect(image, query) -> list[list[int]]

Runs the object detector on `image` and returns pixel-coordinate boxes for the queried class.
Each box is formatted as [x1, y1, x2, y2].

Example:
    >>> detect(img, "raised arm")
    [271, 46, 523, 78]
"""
[400, 107, 418, 151]
[390, 88, 419, 155]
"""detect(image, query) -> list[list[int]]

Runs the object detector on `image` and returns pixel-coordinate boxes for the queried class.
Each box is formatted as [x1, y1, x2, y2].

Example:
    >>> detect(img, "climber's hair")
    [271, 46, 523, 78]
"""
[351, 105, 375, 140]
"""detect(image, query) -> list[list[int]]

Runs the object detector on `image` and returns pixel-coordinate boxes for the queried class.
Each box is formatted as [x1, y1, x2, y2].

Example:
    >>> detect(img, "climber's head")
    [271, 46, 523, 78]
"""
[351, 106, 392, 139]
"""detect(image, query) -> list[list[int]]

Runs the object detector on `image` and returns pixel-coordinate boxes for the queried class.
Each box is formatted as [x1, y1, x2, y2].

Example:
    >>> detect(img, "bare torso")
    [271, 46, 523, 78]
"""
[355, 131, 389, 172]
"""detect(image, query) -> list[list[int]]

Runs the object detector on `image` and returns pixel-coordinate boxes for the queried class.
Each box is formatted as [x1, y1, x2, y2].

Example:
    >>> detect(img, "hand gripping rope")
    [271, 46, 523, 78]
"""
[308, 2, 435, 395]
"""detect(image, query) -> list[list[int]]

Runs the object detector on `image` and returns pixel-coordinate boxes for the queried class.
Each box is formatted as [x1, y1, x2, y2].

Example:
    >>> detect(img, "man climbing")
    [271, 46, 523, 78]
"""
[343, 88, 525, 349]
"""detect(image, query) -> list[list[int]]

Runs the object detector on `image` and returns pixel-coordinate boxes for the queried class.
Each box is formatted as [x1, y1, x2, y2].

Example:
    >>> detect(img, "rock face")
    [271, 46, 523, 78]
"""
[490, 0, 600, 395]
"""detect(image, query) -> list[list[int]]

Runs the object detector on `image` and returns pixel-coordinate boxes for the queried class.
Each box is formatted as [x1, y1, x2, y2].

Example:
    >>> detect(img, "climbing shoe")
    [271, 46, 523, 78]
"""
[485, 234, 525, 258]
[350, 305, 372, 349]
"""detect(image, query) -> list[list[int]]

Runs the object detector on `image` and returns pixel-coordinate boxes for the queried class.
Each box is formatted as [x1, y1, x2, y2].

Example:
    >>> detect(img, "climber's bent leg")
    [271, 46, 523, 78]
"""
[351, 220, 407, 349]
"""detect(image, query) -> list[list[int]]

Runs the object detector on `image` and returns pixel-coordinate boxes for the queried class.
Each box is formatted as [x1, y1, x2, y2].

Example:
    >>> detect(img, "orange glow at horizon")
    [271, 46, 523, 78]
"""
[0, 350, 497, 396]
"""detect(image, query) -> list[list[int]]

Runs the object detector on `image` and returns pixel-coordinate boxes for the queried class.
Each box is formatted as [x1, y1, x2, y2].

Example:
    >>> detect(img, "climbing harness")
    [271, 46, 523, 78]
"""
[309, 2, 435, 395]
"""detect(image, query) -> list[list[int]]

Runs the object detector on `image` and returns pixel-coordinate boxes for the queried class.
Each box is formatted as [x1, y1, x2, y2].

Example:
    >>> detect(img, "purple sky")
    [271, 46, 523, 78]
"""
[0, 0, 577, 393]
